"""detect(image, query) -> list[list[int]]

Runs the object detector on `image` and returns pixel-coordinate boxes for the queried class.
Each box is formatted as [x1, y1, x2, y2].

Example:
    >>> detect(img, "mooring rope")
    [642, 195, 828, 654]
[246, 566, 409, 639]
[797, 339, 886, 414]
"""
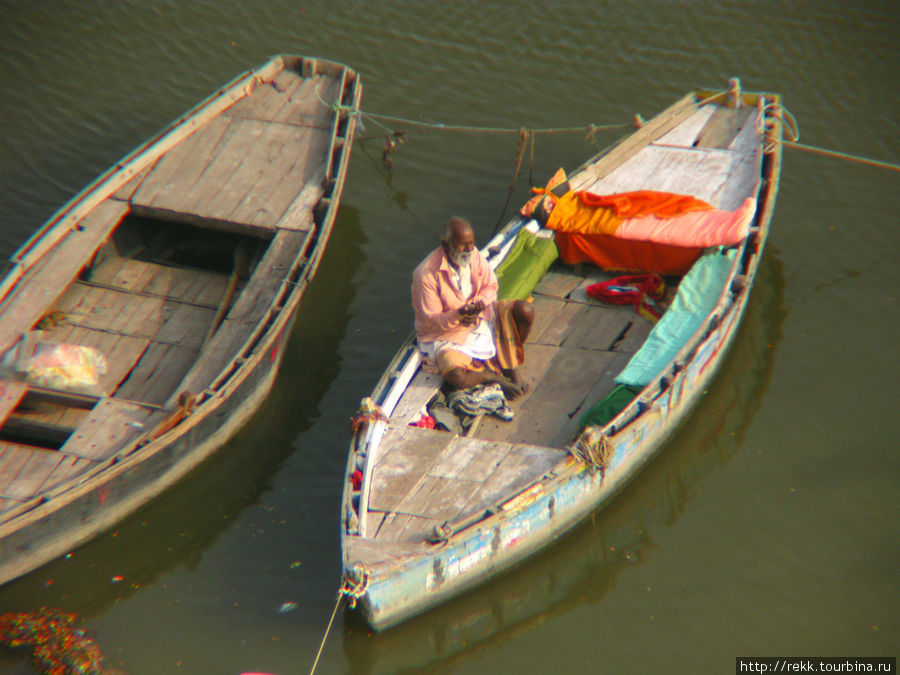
[782, 139, 900, 172]
[309, 592, 344, 675]
[316, 83, 899, 178]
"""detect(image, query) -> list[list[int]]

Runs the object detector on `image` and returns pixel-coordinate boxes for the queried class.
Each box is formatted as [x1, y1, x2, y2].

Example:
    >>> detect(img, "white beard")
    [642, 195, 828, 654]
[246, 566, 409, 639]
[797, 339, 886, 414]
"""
[450, 248, 473, 267]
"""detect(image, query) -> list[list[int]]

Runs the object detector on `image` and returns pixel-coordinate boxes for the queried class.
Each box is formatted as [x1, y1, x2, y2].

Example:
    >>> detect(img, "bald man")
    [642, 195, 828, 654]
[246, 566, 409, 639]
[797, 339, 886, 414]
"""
[411, 217, 533, 399]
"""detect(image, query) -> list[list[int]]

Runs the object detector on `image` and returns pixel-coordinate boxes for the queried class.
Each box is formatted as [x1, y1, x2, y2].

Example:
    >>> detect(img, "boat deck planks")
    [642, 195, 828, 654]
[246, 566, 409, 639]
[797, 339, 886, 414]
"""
[368, 427, 566, 544]
[389, 369, 442, 427]
[0, 445, 72, 501]
[170, 227, 314, 401]
[653, 105, 717, 147]
[0, 381, 28, 423]
[129, 68, 341, 233]
[0, 200, 130, 356]
[57, 399, 153, 461]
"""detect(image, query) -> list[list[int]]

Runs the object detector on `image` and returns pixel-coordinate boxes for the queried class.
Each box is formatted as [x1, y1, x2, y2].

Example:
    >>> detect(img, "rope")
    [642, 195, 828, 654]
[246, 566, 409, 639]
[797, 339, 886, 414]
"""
[783, 139, 900, 172]
[309, 593, 343, 675]
[491, 128, 533, 236]
[568, 427, 614, 478]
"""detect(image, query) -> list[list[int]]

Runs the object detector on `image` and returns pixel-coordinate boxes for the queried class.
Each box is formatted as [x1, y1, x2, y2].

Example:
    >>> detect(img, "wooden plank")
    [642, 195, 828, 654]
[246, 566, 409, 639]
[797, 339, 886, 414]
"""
[269, 77, 318, 125]
[562, 304, 637, 352]
[372, 512, 442, 544]
[226, 128, 321, 228]
[273, 170, 324, 231]
[242, 125, 328, 229]
[1, 447, 67, 500]
[696, 105, 754, 150]
[115, 343, 198, 406]
[221, 70, 302, 122]
[392, 474, 483, 521]
[152, 302, 215, 350]
[476, 344, 619, 447]
[429, 437, 514, 482]
[160, 117, 270, 222]
[111, 164, 153, 202]
[713, 149, 762, 211]
[532, 267, 585, 299]
[728, 107, 762, 154]
[205, 121, 314, 225]
[0, 497, 24, 516]
[272, 74, 337, 126]
[0, 442, 39, 496]
[463, 443, 567, 515]
[567, 93, 700, 192]
[58, 398, 153, 461]
[389, 368, 442, 427]
[131, 116, 234, 209]
[169, 228, 311, 400]
[0, 380, 28, 425]
[34, 451, 97, 495]
[652, 105, 717, 147]
[365, 510, 387, 538]
[528, 295, 567, 346]
[0, 199, 129, 355]
[588, 146, 674, 194]
[368, 426, 454, 514]
[615, 316, 655, 354]
[86, 257, 157, 292]
[531, 301, 584, 346]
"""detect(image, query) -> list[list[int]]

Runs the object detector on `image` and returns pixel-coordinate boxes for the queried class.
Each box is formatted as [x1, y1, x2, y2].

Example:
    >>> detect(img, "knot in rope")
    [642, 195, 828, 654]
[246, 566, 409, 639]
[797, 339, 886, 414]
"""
[568, 426, 614, 478]
[349, 397, 389, 434]
[340, 564, 370, 609]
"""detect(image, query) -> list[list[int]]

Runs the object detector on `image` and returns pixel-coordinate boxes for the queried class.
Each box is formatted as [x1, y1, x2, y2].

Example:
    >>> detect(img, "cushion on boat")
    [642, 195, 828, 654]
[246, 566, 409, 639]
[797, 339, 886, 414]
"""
[614, 248, 737, 387]
[495, 229, 559, 301]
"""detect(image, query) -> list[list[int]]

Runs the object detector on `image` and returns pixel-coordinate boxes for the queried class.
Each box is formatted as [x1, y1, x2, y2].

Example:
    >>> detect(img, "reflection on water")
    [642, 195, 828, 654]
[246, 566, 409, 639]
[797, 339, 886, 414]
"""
[343, 250, 786, 674]
[0, 207, 364, 619]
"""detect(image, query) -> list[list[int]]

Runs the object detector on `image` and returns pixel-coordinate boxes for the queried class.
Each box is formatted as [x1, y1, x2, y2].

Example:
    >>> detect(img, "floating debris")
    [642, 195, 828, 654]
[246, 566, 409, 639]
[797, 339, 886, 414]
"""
[277, 601, 298, 614]
[0, 607, 105, 675]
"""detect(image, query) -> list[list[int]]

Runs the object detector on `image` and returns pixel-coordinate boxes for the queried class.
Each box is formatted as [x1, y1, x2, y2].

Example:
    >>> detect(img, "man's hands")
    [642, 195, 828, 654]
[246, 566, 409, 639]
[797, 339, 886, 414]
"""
[457, 299, 485, 326]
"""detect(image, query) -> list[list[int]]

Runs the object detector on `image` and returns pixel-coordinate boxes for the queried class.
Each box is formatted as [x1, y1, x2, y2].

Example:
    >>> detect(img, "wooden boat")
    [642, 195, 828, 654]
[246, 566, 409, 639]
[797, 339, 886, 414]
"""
[0, 55, 361, 585]
[340, 80, 782, 630]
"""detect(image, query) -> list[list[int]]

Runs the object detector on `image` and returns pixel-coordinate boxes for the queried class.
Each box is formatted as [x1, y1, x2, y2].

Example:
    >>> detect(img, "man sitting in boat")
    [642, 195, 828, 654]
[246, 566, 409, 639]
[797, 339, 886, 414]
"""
[411, 217, 533, 399]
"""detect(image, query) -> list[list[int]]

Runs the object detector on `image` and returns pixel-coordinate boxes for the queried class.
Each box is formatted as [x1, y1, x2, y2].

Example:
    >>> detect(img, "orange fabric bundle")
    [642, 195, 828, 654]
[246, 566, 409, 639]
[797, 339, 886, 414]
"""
[578, 190, 713, 219]
[546, 189, 713, 236]
[554, 232, 703, 275]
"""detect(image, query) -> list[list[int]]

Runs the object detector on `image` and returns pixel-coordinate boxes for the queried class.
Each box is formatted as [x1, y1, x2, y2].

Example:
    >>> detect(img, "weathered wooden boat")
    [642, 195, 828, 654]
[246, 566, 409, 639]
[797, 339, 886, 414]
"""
[0, 55, 362, 585]
[341, 80, 782, 630]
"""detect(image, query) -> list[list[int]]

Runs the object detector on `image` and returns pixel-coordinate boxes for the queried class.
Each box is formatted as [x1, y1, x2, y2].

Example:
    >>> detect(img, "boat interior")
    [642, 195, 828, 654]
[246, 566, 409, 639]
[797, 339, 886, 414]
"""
[0, 57, 356, 518]
[353, 97, 766, 552]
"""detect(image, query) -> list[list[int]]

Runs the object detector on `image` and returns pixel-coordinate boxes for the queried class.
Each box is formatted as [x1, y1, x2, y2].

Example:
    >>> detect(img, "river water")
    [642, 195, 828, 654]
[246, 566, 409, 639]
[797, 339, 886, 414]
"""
[0, 1, 897, 673]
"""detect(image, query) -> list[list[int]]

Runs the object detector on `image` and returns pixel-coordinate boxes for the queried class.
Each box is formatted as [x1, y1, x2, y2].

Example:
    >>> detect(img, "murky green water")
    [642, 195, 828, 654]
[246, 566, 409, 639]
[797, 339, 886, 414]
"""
[1, 1, 897, 673]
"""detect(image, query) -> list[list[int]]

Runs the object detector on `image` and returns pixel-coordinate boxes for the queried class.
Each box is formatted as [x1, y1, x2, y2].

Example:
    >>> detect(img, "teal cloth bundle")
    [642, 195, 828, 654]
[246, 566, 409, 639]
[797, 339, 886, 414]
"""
[615, 248, 736, 387]
[495, 229, 559, 301]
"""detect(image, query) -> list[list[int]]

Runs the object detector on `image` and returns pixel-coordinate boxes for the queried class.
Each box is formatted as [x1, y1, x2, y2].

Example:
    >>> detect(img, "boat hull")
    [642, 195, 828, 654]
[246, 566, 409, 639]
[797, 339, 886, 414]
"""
[0, 54, 362, 585]
[343, 86, 782, 630]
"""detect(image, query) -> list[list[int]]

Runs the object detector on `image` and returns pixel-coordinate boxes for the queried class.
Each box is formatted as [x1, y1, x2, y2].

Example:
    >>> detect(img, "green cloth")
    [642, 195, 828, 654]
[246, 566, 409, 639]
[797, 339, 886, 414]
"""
[495, 229, 559, 301]
[579, 384, 643, 432]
